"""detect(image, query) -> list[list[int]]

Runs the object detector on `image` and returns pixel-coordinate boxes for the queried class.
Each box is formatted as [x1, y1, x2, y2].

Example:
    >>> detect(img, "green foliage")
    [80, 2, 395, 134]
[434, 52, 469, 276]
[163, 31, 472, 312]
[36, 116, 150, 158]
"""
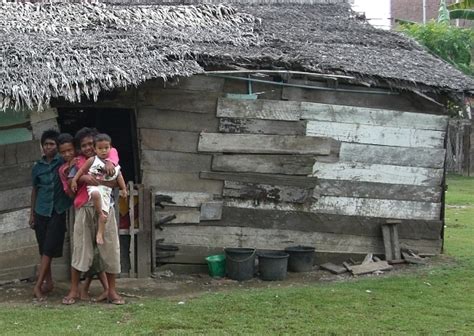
[450, 8, 474, 20]
[438, 0, 450, 23]
[447, 0, 474, 10]
[399, 21, 474, 76]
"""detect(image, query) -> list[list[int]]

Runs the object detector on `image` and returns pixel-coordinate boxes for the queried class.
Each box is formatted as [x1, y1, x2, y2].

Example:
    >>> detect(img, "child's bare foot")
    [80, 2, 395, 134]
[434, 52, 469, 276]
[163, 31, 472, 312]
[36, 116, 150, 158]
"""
[93, 290, 109, 303]
[33, 286, 45, 301]
[79, 286, 90, 301]
[41, 280, 53, 294]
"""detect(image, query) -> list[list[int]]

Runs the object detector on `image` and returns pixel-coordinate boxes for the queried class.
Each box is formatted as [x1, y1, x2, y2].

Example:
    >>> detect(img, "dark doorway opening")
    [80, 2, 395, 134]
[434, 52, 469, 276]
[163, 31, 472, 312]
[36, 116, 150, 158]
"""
[57, 108, 138, 183]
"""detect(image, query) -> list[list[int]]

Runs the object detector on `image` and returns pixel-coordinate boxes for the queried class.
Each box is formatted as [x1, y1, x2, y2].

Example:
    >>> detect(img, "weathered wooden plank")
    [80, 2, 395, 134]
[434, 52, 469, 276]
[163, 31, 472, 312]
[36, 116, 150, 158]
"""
[350, 261, 393, 275]
[157, 225, 442, 255]
[217, 97, 301, 121]
[311, 196, 441, 220]
[143, 171, 223, 194]
[223, 181, 313, 204]
[281, 79, 445, 114]
[199, 171, 318, 188]
[156, 209, 201, 224]
[0, 244, 38, 272]
[140, 129, 199, 153]
[200, 201, 223, 221]
[212, 154, 314, 175]
[164, 75, 225, 92]
[301, 102, 449, 131]
[0, 208, 30, 235]
[218, 118, 306, 135]
[137, 109, 219, 132]
[154, 191, 214, 207]
[314, 179, 442, 203]
[190, 206, 443, 239]
[306, 121, 445, 148]
[198, 133, 332, 155]
[31, 118, 59, 140]
[29, 108, 58, 124]
[0, 264, 36, 282]
[339, 143, 446, 168]
[0, 228, 36, 252]
[313, 162, 443, 187]
[0, 187, 31, 212]
[141, 150, 212, 173]
[137, 186, 153, 278]
[0, 162, 34, 191]
[320, 263, 347, 274]
[223, 77, 283, 100]
[138, 89, 221, 113]
[0, 140, 40, 167]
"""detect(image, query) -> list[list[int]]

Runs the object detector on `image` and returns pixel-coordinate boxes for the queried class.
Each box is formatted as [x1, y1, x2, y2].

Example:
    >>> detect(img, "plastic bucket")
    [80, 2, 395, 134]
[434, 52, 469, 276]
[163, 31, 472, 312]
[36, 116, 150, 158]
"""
[284, 245, 315, 272]
[224, 248, 256, 281]
[205, 254, 226, 278]
[258, 251, 289, 281]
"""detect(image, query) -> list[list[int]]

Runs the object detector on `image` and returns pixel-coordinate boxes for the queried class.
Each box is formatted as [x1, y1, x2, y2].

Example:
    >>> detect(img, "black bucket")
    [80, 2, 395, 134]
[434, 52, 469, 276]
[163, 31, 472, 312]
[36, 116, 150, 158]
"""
[224, 248, 256, 281]
[284, 246, 315, 272]
[258, 251, 289, 281]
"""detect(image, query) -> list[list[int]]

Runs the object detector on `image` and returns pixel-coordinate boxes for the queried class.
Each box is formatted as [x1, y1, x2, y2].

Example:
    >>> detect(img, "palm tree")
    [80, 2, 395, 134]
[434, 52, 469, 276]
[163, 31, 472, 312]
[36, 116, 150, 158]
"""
[447, 0, 474, 20]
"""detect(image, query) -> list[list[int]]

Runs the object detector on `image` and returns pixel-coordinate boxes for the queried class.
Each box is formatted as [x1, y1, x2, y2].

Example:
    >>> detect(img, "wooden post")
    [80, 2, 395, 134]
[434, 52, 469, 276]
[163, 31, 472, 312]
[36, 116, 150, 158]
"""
[150, 188, 156, 274]
[381, 220, 401, 261]
[128, 181, 136, 278]
[137, 186, 152, 278]
[462, 121, 471, 176]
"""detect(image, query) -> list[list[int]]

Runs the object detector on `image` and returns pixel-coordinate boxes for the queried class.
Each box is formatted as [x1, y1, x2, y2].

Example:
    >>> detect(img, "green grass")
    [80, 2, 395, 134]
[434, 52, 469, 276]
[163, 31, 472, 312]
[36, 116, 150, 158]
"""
[2, 175, 474, 335]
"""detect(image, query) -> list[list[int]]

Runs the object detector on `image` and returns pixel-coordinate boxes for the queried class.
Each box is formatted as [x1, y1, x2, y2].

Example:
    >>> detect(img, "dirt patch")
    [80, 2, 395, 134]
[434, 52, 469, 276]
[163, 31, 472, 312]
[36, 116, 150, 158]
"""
[0, 255, 458, 307]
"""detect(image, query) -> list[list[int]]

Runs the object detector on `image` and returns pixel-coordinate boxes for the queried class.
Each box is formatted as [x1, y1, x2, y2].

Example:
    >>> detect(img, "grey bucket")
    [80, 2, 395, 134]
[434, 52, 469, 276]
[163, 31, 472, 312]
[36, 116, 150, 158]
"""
[284, 245, 315, 272]
[224, 247, 256, 281]
[258, 251, 289, 281]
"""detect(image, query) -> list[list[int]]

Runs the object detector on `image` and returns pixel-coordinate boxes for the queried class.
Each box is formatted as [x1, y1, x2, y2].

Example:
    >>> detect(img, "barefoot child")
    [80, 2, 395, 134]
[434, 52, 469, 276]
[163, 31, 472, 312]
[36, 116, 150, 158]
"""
[71, 133, 128, 245]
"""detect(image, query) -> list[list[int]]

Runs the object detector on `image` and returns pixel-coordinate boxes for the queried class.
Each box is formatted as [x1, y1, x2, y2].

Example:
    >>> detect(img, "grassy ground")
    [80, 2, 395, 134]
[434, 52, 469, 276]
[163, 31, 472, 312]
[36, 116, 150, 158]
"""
[1, 175, 473, 335]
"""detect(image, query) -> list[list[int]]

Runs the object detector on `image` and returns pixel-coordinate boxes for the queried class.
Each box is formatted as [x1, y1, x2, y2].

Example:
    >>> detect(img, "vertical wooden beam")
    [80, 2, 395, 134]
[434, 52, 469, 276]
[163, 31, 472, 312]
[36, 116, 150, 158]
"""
[462, 121, 471, 176]
[381, 224, 393, 261]
[150, 188, 156, 274]
[137, 185, 152, 278]
[128, 181, 136, 278]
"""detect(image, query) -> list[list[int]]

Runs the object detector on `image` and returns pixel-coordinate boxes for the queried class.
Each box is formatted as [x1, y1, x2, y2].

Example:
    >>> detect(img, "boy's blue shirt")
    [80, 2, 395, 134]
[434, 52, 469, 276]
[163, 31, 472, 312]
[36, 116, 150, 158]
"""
[32, 153, 72, 217]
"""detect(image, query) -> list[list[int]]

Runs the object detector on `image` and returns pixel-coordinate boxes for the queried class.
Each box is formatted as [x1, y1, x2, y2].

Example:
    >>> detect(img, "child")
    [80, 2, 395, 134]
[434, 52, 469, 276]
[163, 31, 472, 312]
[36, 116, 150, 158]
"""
[71, 133, 128, 245]
[57, 133, 77, 199]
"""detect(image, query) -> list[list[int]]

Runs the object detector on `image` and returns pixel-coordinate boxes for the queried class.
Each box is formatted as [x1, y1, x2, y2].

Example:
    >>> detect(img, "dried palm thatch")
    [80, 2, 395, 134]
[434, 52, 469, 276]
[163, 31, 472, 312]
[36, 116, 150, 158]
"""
[0, 1, 472, 111]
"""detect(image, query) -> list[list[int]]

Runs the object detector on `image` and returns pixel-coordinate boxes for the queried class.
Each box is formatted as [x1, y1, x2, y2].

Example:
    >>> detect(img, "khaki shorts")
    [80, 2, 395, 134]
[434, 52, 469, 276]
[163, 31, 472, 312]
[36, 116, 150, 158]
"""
[71, 206, 120, 274]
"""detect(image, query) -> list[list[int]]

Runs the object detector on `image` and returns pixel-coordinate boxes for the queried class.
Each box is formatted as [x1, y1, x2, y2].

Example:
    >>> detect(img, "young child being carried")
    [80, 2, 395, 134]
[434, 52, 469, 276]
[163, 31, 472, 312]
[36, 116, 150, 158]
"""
[71, 133, 128, 245]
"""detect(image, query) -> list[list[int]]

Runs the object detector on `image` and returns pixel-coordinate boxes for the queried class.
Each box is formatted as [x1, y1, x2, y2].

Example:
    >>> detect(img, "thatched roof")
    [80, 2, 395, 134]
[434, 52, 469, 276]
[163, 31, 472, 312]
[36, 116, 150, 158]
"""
[1, 0, 473, 111]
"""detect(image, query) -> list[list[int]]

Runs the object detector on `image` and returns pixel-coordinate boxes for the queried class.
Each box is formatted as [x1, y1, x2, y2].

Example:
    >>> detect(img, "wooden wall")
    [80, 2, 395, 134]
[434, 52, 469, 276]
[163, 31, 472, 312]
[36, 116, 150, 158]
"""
[136, 75, 448, 266]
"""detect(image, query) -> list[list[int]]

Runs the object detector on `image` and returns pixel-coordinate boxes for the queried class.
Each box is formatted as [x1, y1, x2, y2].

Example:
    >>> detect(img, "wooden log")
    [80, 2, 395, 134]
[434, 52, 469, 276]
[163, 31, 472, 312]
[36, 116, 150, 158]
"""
[140, 129, 199, 153]
[199, 171, 318, 188]
[223, 181, 313, 204]
[0, 187, 32, 212]
[143, 171, 223, 194]
[138, 88, 221, 113]
[0, 162, 34, 191]
[301, 102, 449, 131]
[198, 133, 333, 155]
[312, 162, 443, 187]
[306, 121, 445, 148]
[339, 143, 446, 169]
[155, 209, 201, 224]
[314, 179, 442, 203]
[156, 225, 442, 255]
[217, 97, 301, 121]
[200, 201, 223, 221]
[154, 191, 214, 207]
[212, 154, 314, 175]
[218, 118, 306, 135]
[0, 208, 30, 235]
[350, 261, 393, 276]
[137, 109, 219, 132]
[141, 150, 212, 173]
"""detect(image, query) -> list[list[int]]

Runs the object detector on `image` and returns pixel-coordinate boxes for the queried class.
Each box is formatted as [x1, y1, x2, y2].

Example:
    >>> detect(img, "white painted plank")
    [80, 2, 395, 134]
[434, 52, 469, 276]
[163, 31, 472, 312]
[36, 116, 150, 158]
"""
[306, 121, 445, 148]
[198, 133, 332, 155]
[217, 98, 301, 121]
[155, 191, 214, 207]
[200, 201, 223, 221]
[339, 143, 446, 168]
[312, 162, 443, 186]
[301, 102, 449, 131]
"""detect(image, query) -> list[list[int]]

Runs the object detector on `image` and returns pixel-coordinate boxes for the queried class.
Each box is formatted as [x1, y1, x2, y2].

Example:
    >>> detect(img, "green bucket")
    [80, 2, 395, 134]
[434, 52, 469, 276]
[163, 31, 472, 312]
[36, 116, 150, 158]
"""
[205, 254, 226, 278]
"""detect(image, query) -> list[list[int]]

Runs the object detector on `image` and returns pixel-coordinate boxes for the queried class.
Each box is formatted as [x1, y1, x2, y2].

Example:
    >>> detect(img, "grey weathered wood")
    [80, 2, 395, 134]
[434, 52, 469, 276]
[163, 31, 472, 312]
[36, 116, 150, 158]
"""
[137, 186, 153, 278]
[301, 102, 449, 131]
[141, 150, 212, 173]
[0, 140, 40, 167]
[217, 97, 301, 121]
[0, 227, 36, 252]
[401, 251, 427, 264]
[314, 179, 442, 203]
[223, 181, 313, 204]
[0, 208, 30, 235]
[128, 181, 136, 278]
[350, 261, 393, 276]
[0, 245, 38, 275]
[140, 129, 199, 153]
[163, 75, 225, 92]
[143, 171, 223, 194]
[382, 222, 402, 262]
[156, 209, 201, 224]
[219, 118, 307, 135]
[137, 109, 219, 132]
[199, 171, 318, 188]
[0, 264, 36, 282]
[198, 133, 332, 155]
[155, 191, 214, 207]
[200, 201, 223, 221]
[0, 187, 32, 212]
[150, 189, 157, 273]
[138, 88, 221, 113]
[212, 154, 314, 175]
[0, 162, 34, 191]
[320, 262, 347, 274]
[31, 118, 59, 140]
[339, 143, 446, 169]
[204, 207, 443, 240]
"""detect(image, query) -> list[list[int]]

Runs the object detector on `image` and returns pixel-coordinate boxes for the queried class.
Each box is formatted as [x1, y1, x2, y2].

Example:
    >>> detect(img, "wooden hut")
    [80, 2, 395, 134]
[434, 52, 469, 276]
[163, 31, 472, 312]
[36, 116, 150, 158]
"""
[1, 0, 473, 280]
